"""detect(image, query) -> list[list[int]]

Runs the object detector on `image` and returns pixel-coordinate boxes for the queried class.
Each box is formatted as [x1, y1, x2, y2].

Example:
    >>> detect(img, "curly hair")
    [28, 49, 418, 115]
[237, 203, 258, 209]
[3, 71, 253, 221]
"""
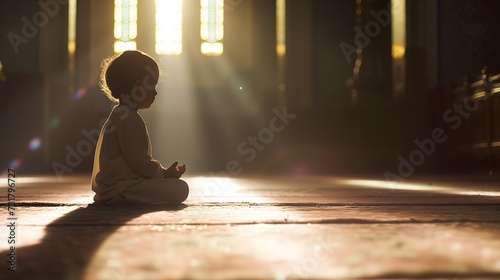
[100, 50, 159, 103]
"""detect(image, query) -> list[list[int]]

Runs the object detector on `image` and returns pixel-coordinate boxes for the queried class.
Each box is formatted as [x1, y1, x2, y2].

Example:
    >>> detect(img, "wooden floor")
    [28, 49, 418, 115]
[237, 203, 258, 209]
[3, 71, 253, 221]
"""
[1, 174, 500, 279]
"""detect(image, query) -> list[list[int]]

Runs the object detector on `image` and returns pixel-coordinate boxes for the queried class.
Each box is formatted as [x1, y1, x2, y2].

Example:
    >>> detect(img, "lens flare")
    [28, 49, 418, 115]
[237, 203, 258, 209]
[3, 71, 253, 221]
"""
[72, 87, 87, 101]
[29, 137, 42, 151]
[49, 117, 60, 129]
[8, 159, 22, 169]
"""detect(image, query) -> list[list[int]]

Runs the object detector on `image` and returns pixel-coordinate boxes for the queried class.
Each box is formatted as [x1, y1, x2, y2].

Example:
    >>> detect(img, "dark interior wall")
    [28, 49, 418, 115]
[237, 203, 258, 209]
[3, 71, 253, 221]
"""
[0, 0, 47, 172]
[401, 0, 433, 150]
[279, 0, 401, 175]
[311, 0, 356, 107]
[251, 0, 277, 98]
[50, 0, 115, 175]
[438, 0, 500, 86]
[0, 0, 111, 175]
[0, 1, 40, 73]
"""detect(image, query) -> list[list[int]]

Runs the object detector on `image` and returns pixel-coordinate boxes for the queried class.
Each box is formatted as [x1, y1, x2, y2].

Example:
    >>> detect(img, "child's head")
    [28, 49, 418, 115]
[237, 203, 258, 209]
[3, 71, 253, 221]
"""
[100, 50, 160, 109]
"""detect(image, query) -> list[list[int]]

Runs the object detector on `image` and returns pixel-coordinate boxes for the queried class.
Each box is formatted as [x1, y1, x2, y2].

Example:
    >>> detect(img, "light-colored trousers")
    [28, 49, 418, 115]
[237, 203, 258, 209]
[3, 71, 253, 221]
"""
[120, 178, 189, 205]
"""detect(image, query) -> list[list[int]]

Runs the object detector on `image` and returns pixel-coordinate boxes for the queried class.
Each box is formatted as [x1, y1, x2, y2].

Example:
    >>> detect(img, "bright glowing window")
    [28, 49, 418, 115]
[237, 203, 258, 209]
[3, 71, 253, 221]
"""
[276, 0, 286, 56]
[68, 0, 76, 55]
[155, 0, 183, 55]
[114, 0, 137, 53]
[201, 0, 223, 56]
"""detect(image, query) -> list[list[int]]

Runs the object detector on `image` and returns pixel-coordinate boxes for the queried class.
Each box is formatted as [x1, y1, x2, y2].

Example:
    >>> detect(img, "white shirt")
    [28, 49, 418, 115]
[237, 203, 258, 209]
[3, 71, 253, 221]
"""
[91, 103, 163, 202]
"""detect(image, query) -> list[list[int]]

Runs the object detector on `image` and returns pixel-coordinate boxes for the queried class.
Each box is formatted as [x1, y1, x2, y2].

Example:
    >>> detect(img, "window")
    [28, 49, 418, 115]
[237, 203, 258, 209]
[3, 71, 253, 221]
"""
[114, 0, 225, 56]
[114, 0, 138, 53]
[276, 0, 286, 57]
[201, 0, 224, 56]
[68, 0, 76, 55]
[155, 0, 183, 55]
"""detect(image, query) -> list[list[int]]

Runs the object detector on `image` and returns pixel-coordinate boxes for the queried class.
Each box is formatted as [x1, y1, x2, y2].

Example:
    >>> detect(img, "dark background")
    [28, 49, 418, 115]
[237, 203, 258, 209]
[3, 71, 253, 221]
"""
[1, 0, 499, 178]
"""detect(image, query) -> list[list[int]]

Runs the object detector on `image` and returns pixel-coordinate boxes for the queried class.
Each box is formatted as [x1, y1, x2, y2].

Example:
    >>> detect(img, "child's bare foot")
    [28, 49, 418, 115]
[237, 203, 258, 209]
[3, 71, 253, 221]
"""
[104, 194, 129, 205]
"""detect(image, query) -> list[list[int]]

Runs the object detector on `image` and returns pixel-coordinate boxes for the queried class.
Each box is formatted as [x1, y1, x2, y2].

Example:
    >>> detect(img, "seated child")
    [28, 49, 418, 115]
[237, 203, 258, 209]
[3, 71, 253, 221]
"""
[91, 50, 189, 205]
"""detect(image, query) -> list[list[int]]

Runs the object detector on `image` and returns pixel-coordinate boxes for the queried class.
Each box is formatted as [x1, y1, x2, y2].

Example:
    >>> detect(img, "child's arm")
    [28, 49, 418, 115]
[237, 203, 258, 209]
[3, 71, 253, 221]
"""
[116, 113, 163, 178]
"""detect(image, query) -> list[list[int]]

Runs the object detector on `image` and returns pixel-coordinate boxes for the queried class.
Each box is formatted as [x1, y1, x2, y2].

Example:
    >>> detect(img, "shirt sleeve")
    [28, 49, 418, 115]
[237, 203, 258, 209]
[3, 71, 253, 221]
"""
[115, 111, 162, 178]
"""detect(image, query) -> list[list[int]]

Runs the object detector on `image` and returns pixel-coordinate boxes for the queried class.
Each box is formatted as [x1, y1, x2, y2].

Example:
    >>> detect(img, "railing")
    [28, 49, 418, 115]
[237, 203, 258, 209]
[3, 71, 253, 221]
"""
[450, 69, 500, 167]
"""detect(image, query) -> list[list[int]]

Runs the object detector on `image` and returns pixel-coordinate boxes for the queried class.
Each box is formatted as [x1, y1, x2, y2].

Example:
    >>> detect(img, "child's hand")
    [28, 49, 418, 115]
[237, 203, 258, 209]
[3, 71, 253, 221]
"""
[163, 162, 186, 179]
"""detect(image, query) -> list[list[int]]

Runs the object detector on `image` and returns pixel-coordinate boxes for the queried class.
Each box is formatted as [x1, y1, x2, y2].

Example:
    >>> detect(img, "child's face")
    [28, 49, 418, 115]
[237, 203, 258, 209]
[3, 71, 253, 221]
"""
[132, 72, 159, 109]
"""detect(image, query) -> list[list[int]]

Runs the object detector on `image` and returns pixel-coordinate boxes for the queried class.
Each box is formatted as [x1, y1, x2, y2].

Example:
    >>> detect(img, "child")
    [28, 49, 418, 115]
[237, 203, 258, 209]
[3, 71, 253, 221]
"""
[91, 50, 189, 205]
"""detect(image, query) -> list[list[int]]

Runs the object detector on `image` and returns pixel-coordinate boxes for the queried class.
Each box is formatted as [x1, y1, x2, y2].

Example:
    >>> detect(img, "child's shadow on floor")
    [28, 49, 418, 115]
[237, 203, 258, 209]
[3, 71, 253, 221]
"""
[3, 203, 187, 279]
